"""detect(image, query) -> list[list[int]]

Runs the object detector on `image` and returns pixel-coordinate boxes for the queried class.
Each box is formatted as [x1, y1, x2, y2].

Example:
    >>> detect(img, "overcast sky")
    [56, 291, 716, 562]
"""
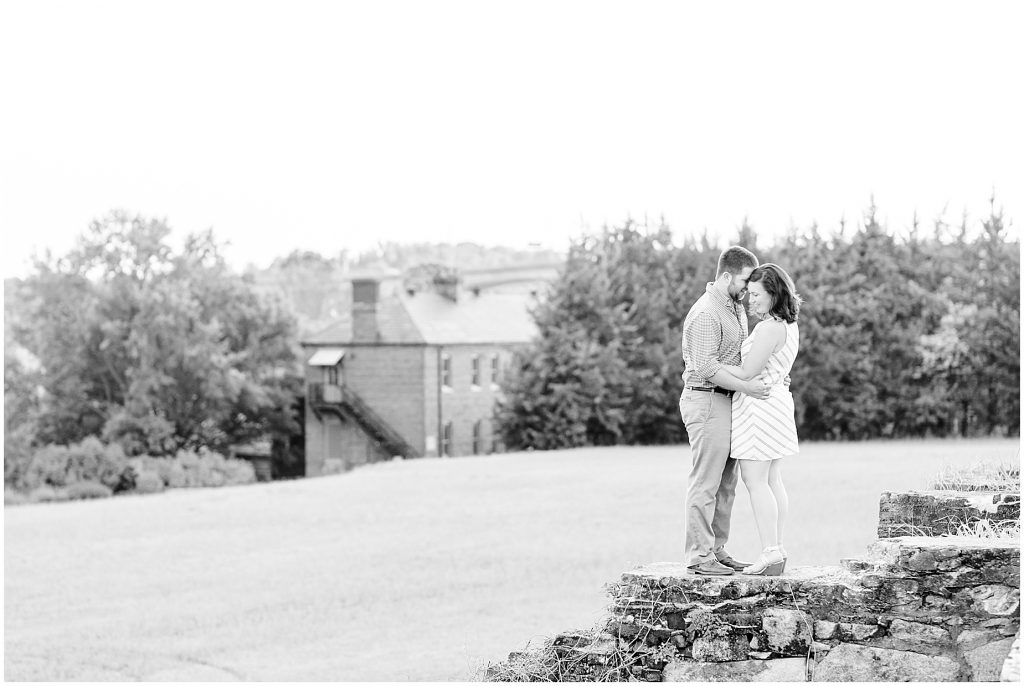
[1, 0, 1020, 278]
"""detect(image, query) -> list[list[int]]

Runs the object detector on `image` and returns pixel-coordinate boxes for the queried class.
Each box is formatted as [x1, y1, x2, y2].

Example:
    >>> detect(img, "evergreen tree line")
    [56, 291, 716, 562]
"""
[495, 201, 1019, 448]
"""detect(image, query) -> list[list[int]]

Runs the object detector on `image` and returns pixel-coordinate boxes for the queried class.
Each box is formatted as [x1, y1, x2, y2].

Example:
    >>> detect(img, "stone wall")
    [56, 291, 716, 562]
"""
[878, 490, 1020, 538]
[487, 491, 1020, 682]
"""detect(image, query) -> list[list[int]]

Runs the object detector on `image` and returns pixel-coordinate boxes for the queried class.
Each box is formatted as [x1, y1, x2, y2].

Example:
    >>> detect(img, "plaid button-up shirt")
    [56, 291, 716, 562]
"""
[681, 282, 748, 388]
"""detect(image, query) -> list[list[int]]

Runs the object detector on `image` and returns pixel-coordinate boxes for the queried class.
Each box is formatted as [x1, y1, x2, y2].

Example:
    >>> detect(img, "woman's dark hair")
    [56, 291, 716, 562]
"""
[748, 263, 802, 323]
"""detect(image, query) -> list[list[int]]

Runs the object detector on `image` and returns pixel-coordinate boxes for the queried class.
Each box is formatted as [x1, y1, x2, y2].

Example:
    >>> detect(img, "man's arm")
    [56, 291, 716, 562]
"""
[683, 311, 724, 380]
[709, 367, 769, 398]
[684, 312, 767, 397]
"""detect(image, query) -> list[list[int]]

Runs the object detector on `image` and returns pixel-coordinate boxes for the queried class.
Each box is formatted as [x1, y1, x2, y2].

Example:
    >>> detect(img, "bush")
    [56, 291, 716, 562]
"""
[115, 464, 138, 493]
[133, 471, 165, 494]
[23, 444, 72, 489]
[125, 449, 256, 490]
[221, 457, 257, 486]
[65, 481, 114, 500]
[21, 438, 131, 492]
[5, 488, 29, 506]
[102, 410, 178, 456]
[4, 424, 35, 489]
[29, 485, 69, 503]
[64, 437, 128, 490]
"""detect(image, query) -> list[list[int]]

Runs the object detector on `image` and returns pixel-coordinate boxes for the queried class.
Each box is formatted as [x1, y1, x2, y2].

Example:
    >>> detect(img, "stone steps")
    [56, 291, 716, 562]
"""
[487, 487, 1020, 682]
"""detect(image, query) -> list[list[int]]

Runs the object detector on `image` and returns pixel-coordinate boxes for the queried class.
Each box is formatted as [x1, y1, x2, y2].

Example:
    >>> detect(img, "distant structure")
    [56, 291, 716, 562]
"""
[301, 261, 561, 475]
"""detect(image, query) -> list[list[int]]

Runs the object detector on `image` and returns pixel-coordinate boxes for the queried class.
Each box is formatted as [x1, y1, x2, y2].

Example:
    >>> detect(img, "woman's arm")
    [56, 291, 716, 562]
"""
[721, 320, 786, 380]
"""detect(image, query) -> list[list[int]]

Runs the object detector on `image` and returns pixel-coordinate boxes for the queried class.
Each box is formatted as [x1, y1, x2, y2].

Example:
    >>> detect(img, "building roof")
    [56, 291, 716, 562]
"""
[304, 291, 538, 346]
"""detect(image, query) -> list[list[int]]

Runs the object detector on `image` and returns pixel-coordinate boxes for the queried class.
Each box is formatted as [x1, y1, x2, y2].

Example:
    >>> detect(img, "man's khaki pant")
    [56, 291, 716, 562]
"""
[679, 388, 738, 567]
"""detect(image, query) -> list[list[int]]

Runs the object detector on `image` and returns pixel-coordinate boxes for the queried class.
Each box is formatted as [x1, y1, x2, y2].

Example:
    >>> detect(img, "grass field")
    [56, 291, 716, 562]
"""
[3, 437, 1019, 681]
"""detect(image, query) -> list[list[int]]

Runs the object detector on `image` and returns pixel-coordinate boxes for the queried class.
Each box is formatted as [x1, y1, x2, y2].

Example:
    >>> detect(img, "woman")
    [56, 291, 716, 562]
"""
[714, 263, 802, 576]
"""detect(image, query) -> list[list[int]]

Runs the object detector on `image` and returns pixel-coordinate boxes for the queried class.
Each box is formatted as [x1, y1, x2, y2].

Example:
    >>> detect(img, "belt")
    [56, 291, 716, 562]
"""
[686, 385, 734, 397]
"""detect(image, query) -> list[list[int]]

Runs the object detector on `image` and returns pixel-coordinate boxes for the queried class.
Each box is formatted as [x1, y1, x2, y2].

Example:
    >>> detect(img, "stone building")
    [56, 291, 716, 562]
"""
[301, 263, 558, 476]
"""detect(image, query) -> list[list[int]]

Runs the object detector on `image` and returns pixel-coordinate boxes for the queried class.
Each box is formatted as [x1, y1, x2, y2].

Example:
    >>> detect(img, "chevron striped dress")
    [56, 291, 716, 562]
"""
[731, 320, 800, 460]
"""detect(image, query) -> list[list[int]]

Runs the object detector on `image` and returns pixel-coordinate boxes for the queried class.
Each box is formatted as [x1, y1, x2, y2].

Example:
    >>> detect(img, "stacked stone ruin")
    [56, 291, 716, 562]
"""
[487, 487, 1020, 682]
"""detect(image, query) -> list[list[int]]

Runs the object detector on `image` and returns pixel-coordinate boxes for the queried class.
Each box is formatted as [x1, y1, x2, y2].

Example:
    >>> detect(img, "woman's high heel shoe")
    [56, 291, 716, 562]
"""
[742, 546, 786, 576]
[778, 545, 788, 573]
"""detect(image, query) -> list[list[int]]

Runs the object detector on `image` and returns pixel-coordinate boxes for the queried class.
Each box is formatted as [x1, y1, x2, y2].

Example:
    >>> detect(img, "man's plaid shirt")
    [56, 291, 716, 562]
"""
[681, 282, 748, 388]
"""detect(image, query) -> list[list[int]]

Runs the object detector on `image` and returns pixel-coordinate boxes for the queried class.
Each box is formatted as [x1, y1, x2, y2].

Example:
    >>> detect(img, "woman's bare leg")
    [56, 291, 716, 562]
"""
[768, 459, 788, 553]
[740, 460, 778, 550]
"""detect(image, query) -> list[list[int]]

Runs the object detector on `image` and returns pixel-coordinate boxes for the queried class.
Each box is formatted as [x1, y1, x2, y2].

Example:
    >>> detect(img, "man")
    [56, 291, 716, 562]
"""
[679, 245, 769, 576]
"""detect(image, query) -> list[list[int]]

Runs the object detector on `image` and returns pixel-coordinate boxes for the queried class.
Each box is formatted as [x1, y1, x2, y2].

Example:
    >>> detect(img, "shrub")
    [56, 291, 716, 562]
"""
[5, 488, 29, 506]
[115, 464, 138, 493]
[102, 410, 178, 457]
[23, 444, 72, 489]
[64, 437, 128, 490]
[221, 457, 257, 486]
[125, 449, 256, 490]
[21, 438, 132, 492]
[165, 460, 189, 488]
[134, 472, 165, 494]
[65, 481, 114, 500]
[29, 486, 69, 503]
[4, 424, 35, 489]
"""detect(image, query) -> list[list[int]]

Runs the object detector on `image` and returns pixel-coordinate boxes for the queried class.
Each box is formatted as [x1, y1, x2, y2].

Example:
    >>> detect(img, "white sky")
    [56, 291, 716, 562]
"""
[1, 0, 1021, 278]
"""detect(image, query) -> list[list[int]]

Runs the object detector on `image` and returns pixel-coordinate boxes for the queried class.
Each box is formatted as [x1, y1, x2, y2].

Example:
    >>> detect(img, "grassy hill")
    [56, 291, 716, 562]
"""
[4, 438, 1018, 681]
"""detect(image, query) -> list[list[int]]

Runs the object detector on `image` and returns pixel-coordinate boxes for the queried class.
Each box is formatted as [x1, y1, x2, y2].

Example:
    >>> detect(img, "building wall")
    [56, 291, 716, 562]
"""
[304, 341, 526, 473]
[343, 344, 427, 453]
[423, 348, 440, 457]
[434, 344, 516, 457]
[304, 343, 428, 475]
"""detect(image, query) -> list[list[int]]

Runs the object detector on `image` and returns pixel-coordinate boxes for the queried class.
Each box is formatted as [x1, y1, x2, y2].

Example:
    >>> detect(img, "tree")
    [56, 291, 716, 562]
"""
[496, 219, 714, 449]
[10, 211, 303, 456]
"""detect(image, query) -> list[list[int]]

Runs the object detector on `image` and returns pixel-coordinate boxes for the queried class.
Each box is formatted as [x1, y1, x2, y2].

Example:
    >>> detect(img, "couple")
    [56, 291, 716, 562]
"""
[679, 245, 802, 576]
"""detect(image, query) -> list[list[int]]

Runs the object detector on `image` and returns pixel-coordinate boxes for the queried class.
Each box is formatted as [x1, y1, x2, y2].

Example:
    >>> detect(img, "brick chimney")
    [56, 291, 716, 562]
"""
[433, 272, 460, 302]
[351, 277, 380, 342]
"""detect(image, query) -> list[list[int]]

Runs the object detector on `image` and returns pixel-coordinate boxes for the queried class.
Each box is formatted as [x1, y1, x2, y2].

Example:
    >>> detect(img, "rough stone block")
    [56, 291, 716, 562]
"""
[884, 618, 951, 655]
[965, 636, 1015, 682]
[762, 607, 812, 655]
[814, 620, 838, 639]
[1001, 632, 1019, 682]
[839, 622, 881, 641]
[691, 634, 749, 662]
[813, 643, 962, 681]
[663, 657, 807, 682]
[958, 628, 1006, 652]
[965, 585, 1020, 617]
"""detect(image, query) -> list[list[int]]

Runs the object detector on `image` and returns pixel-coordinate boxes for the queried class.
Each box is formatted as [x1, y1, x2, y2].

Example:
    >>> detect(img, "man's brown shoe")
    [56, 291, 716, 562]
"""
[716, 552, 753, 571]
[687, 559, 735, 576]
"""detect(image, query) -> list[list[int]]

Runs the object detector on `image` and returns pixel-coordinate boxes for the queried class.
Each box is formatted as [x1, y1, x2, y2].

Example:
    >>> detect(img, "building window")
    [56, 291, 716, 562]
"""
[326, 365, 339, 385]
[441, 353, 452, 390]
[442, 422, 453, 457]
[472, 420, 482, 455]
[490, 354, 500, 387]
[471, 355, 481, 388]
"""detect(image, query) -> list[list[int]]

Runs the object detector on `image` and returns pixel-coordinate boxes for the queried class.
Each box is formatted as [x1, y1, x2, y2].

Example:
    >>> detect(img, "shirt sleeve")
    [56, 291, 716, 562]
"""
[684, 311, 723, 380]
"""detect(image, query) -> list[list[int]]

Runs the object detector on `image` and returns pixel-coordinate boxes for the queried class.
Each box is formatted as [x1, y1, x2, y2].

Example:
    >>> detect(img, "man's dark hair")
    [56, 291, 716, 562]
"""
[748, 263, 803, 323]
[716, 245, 758, 278]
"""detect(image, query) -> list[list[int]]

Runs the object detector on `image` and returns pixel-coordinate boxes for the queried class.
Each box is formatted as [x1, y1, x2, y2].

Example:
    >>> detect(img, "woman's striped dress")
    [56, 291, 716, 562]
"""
[731, 320, 800, 461]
